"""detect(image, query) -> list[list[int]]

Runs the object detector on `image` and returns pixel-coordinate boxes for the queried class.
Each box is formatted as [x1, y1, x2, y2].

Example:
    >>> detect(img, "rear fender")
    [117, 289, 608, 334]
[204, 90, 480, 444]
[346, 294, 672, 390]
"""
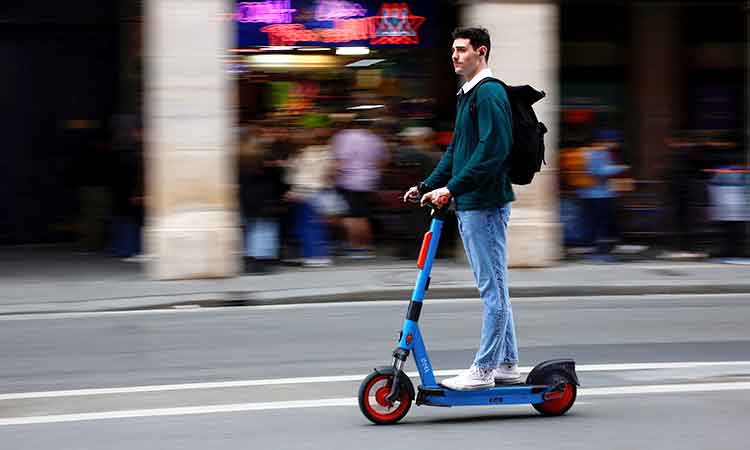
[525, 359, 580, 386]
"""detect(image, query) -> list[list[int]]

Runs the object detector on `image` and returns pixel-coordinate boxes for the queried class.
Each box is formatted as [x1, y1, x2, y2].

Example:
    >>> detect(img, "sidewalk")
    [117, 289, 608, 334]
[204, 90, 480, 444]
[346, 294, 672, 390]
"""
[0, 247, 748, 315]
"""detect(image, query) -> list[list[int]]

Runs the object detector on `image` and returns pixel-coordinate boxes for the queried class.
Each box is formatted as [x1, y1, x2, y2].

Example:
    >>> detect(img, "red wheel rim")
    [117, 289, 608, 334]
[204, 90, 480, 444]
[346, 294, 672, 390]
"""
[374, 386, 391, 407]
[540, 383, 575, 414]
[362, 375, 410, 422]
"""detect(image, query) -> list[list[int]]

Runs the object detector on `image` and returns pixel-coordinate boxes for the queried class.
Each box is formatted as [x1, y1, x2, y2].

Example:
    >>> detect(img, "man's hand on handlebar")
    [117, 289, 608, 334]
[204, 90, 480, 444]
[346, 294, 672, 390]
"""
[421, 187, 451, 208]
[403, 185, 421, 203]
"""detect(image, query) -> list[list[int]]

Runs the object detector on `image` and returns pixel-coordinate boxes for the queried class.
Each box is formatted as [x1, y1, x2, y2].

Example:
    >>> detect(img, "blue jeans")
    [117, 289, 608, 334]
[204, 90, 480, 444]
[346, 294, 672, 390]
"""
[456, 203, 518, 369]
[582, 197, 615, 255]
[290, 200, 328, 258]
[243, 216, 279, 259]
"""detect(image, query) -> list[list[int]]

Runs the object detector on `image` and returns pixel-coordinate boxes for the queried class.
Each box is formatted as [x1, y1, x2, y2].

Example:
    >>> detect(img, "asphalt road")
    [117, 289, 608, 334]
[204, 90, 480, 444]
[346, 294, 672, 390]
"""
[1, 293, 749, 449]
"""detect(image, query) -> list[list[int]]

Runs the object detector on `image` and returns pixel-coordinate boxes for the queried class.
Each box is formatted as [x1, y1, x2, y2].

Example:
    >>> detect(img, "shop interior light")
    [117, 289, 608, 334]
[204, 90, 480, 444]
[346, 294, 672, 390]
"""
[247, 53, 338, 69]
[262, 46, 297, 51]
[228, 48, 264, 53]
[250, 54, 297, 65]
[345, 58, 385, 68]
[336, 47, 370, 55]
[347, 104, 385, 110]
[298, 47, 333, 52]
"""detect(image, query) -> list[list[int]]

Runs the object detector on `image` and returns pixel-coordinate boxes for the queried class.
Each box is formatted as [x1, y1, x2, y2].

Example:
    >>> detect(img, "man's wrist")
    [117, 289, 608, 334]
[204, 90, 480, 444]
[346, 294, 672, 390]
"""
[446, 181, 458, 197]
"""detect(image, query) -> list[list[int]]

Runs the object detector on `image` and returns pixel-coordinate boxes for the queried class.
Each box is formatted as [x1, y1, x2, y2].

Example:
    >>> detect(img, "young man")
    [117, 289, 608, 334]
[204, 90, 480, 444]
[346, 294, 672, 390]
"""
[404, 27, 519, 390]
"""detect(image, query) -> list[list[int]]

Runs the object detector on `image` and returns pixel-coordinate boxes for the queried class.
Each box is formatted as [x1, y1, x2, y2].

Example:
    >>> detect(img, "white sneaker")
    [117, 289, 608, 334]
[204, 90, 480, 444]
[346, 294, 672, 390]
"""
[493, 363, 522, 384]
[441, 366, 495, 391]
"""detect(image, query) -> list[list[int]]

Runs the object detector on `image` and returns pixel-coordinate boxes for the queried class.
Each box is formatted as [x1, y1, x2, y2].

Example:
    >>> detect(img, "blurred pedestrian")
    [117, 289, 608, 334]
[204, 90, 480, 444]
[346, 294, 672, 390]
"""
[238, 125, 290, 274]
[578, 130, 628, 261]
[330, 117, 388, 259]
[284, 116, 333, 267]
[559, 143, 595, 250]
[663, 132, 709, 259]
[707, 166, 750, 258]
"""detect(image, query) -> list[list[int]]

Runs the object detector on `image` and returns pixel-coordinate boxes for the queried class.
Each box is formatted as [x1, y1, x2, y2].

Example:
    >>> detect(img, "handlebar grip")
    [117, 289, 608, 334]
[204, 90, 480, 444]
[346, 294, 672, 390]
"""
[423, 198, 450, 211]
[404, 190, 420, 204]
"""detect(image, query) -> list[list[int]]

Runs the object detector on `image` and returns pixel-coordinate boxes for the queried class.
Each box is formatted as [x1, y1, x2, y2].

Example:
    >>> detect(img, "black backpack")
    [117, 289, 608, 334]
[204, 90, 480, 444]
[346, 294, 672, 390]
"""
[469, 77, 548, 185]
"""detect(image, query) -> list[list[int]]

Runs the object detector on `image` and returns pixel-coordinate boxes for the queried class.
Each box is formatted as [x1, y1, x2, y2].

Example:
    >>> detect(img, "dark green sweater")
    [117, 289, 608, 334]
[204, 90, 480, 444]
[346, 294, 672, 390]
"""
[424, 81, 514, 210]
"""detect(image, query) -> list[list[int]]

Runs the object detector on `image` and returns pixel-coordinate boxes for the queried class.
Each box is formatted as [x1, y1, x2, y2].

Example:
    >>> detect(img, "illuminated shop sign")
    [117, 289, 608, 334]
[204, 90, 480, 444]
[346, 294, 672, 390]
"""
[237, 1, 296, 24]
[370, 3, 424, 45]
[315, 0, 367, 20]
[236, 0, 435, 48]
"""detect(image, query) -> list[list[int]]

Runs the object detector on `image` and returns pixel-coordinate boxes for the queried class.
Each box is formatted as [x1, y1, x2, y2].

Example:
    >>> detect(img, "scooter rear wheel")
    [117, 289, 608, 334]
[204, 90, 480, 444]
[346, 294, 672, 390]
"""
[358, 371, 412, 425]
[532, 372, 577, 416]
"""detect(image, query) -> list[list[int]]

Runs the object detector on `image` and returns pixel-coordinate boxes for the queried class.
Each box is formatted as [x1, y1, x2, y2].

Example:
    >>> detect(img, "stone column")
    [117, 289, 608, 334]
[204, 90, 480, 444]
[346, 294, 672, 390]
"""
[461, 0, 562, 267]
[629, 3, 685, 183]
[144, 0, 240, 279]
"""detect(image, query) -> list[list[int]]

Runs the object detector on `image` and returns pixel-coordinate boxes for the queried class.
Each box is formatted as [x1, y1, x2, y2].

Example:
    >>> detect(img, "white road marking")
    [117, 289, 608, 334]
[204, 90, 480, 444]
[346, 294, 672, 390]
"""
[0, 398, 357, 426]
[0, 381, 748, 427]
[1, 361, 749, 401]
[581, 382, 750, 397]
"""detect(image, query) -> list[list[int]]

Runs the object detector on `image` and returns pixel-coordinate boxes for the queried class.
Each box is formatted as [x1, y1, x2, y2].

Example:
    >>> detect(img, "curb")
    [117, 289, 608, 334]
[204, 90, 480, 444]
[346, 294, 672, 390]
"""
[237, 283, 750, 306]
[2, 284, 749, 316]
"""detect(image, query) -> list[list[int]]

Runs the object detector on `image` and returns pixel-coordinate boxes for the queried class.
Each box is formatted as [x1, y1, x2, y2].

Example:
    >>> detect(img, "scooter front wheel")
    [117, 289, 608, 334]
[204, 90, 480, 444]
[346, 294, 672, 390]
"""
[358, 371, 412, 425]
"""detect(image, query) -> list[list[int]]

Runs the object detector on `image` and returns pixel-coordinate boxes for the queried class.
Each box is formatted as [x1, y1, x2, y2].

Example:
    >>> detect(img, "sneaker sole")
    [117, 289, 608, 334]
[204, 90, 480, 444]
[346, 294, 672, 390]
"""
[440, 382, 495, 391]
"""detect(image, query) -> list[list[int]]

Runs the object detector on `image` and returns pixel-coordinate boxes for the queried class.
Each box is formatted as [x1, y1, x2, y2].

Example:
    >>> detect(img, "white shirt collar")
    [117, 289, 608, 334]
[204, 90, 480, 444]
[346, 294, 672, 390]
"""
[458, 68, 493, 96]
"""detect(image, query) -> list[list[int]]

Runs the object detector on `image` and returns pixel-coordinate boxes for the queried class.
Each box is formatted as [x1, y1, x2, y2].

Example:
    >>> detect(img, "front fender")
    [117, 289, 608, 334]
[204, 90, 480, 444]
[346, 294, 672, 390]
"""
[373, 366, 416, 401]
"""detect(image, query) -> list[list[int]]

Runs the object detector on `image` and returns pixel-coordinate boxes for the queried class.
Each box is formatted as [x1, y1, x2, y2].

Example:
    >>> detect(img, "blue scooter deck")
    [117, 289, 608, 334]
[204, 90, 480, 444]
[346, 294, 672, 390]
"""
[417, 384, 549, 407]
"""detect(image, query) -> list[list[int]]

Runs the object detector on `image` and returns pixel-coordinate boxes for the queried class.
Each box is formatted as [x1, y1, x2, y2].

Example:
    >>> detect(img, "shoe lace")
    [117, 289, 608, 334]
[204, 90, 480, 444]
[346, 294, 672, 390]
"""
[469, 365, 492, 378]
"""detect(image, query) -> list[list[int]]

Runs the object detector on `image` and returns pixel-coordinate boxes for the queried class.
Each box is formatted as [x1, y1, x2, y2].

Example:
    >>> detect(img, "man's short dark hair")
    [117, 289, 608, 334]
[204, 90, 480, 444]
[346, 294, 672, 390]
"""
[452, 27, 491, 61]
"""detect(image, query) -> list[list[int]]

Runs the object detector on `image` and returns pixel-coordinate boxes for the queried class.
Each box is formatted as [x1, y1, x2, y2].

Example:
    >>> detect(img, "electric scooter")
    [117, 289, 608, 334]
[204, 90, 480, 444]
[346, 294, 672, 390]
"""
[358, 190, 579, 425]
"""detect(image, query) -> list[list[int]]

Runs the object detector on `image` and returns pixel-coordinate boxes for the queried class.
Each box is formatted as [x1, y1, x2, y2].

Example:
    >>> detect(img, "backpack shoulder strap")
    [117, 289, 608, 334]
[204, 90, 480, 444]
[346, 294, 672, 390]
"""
[473, 76, 503, 91]
[468, 77, 503, 120]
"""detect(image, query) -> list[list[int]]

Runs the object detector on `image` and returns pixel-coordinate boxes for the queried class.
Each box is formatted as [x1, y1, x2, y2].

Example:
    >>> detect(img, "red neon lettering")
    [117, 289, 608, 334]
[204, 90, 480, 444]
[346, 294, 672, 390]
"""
[262, 19, 369, 45]
[262, 24, 318, 45]
[335, 19, 370, 41]
[259, 4, 426, 47]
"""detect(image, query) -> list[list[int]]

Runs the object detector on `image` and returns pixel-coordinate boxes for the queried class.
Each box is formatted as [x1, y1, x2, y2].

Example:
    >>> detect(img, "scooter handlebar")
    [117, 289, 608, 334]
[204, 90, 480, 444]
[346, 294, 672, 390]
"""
[403, 183, 450, 216]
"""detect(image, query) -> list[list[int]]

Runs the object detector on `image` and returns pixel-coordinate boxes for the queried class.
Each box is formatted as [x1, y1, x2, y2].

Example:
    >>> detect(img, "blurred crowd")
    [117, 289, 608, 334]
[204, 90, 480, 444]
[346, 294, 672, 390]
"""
[68, 113, 749, 271]
[560, 127, 749, 262]
[236, 114, 443, 274]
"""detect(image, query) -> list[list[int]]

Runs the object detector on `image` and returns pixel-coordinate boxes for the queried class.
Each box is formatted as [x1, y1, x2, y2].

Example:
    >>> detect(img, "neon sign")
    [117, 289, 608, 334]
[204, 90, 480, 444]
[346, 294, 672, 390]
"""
[314, 0, 367, 20]
[236, 1, 296, 24]
[262, 20, 370, 45]
[259, 3, 424, 46]
[371, 3, 424, 45]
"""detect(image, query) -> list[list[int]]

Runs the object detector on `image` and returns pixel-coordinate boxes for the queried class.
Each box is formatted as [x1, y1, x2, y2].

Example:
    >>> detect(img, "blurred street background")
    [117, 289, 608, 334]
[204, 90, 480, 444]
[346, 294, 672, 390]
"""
[1, 1, 749, 448]
[1, 0, 749, 273]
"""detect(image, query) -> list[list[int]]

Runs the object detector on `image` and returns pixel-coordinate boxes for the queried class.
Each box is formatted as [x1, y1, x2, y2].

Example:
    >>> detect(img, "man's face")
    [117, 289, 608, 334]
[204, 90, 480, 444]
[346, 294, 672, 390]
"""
[452, 38, 484, 77]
